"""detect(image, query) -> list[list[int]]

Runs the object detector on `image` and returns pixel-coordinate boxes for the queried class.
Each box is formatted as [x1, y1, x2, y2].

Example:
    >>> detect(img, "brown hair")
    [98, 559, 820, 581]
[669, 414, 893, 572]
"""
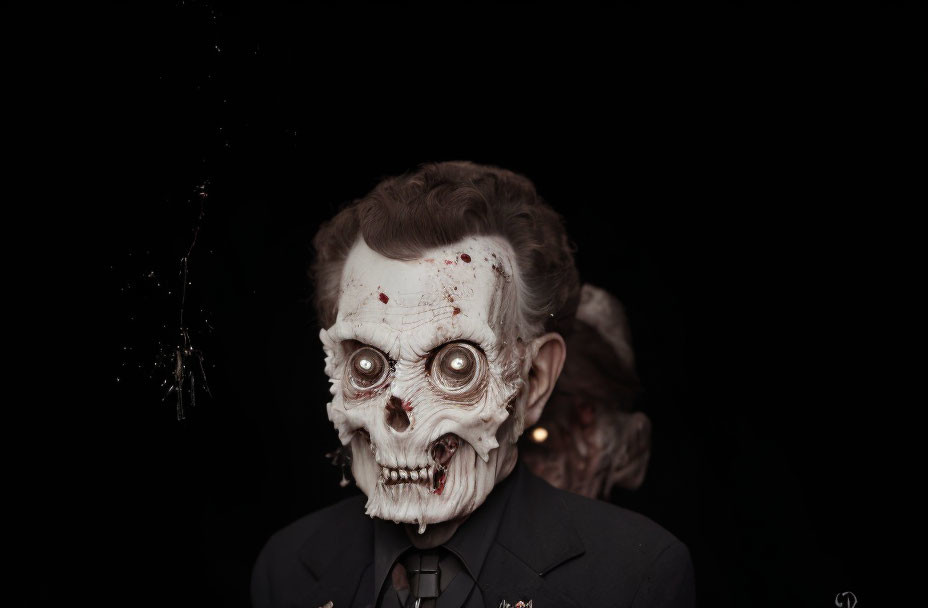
[311, 161, 580, 338]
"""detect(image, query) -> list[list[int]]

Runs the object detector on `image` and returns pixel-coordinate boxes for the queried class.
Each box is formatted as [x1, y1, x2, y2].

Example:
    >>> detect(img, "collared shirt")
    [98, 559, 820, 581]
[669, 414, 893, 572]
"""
[372, 464, 521, 607]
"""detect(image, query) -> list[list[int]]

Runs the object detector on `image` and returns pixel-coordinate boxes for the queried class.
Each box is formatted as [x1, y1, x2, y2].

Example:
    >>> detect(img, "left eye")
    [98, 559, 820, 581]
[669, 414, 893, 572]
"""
[347, 347, 389, 390]
[430, 342, 486, 393]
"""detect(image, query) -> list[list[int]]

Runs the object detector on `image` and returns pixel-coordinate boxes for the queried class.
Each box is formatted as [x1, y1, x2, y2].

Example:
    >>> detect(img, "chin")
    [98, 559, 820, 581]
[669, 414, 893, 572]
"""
[349, 432, 514, 530]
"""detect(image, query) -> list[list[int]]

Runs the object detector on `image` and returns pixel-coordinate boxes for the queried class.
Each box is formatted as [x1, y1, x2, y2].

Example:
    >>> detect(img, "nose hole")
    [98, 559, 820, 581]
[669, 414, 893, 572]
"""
[386, 396, 410, 432]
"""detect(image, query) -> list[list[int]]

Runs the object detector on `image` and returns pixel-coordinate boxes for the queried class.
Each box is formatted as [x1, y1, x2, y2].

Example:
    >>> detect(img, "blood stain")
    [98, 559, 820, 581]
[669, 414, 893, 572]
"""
[379, 292, 389, 304]
[452, 307, 461, 316]
[434, 473, 447, 495]
[444, 260, 454, 265]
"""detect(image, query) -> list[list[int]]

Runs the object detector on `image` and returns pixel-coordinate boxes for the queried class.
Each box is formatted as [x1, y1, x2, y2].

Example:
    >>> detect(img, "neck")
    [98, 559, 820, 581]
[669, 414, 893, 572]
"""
[404, 514, 470, 549]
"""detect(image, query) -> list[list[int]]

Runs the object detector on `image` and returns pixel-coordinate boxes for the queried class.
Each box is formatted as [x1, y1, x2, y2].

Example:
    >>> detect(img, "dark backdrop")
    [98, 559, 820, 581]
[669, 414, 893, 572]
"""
[38, 4, 923, 607]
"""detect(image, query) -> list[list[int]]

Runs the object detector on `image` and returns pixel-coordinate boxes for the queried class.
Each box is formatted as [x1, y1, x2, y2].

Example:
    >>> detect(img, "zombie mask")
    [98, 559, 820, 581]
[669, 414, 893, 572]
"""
[321, 236, 532, 532]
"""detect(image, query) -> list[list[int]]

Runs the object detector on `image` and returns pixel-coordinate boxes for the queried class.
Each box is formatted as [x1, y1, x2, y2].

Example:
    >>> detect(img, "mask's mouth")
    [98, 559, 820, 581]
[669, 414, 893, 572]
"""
[361, 429, 460, 496]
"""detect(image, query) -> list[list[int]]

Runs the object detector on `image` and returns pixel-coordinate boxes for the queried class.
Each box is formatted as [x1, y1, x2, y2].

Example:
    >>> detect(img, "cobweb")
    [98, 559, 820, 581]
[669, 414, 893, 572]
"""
[156, 183, 213, 420]
[115, 179, 216, 421]
[113, 2, 233, 420]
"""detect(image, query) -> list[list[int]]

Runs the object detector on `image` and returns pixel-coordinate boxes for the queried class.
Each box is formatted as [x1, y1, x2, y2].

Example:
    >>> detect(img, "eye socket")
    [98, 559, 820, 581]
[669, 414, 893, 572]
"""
[429, 342, 486, 394]
[346, 346, 389, 391]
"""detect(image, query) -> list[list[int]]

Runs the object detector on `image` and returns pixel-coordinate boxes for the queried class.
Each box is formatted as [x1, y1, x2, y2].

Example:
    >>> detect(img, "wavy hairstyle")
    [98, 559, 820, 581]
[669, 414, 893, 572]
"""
[311, 161, 580, 340]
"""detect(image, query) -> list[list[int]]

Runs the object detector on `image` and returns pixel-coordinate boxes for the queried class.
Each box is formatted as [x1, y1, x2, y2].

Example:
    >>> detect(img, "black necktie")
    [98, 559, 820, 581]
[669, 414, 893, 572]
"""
[389, 547, 467, 608]
[402, 550, 440, 607]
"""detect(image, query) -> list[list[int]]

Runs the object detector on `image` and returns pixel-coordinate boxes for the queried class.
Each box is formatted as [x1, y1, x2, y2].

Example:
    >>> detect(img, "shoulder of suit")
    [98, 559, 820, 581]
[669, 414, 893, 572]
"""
[545, 479, 685, 566]
[257, 493, 368, 562]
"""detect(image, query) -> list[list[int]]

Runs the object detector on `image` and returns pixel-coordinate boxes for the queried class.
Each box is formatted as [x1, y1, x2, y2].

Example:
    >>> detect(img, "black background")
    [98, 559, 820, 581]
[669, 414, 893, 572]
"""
[36, 3, 923, 607]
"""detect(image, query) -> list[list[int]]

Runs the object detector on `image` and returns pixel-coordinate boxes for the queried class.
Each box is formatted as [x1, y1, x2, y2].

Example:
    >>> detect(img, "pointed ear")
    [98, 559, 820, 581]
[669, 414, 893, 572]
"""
[522, 332, 567, 429]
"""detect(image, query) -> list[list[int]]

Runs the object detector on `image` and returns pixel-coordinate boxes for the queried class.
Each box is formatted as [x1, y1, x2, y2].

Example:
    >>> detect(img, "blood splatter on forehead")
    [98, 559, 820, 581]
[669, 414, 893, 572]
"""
[331, 235, 519, 360]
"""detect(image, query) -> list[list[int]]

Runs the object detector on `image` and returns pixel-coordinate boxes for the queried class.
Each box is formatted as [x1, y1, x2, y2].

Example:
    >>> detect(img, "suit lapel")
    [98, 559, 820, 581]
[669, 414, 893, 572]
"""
[477, 463, 585, 608]
[478, 543, 581, 608]
[296, 505, 374, 608]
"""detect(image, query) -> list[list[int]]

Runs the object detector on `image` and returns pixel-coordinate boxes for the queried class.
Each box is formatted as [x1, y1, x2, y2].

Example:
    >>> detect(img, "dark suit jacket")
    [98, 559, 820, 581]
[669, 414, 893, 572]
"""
[251, 463, 695, 607]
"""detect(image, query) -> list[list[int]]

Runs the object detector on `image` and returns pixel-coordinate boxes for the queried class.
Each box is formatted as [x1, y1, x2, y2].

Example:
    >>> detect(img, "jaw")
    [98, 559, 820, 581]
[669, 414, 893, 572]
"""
[349, 431, 505, 531]
[352, 430, 460, 494]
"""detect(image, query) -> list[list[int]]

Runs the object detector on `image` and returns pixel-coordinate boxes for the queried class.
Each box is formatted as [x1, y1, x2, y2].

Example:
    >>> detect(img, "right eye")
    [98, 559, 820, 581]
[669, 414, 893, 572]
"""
[346, 346, 389, 391]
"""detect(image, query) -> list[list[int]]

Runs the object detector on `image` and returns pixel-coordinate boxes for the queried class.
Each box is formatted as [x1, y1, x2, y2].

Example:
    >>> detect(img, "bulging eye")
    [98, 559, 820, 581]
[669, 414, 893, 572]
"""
[430, 342, 486, 394]
[347, 347, 389, 391]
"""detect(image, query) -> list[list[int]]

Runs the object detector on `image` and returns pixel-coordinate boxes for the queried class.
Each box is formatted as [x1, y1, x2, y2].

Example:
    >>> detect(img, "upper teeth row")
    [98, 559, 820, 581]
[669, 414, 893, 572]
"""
[382, 466, 431, 482]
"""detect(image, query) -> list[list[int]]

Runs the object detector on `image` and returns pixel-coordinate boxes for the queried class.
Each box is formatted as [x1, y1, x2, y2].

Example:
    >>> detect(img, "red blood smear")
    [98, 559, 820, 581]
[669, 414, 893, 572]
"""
[460, 253, 471, 263]
[402, 401, 413, 412]
[452, 307, 461, 315]
[434, 472, 447, 495]
[379, 292, 389, 303]
[444, 260, 454, 265]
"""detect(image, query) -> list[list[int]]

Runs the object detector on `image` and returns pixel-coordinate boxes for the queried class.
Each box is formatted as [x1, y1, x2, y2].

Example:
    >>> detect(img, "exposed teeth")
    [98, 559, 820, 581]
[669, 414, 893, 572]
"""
[380, 466, 432, 485]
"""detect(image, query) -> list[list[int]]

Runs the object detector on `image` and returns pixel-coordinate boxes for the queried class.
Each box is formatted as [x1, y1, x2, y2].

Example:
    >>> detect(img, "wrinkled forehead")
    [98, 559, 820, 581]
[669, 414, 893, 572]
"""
[328, 235, 517, 359]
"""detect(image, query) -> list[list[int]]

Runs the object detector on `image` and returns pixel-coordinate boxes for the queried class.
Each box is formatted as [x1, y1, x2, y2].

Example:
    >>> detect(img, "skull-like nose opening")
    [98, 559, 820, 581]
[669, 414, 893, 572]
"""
[386, 396, 410, 432]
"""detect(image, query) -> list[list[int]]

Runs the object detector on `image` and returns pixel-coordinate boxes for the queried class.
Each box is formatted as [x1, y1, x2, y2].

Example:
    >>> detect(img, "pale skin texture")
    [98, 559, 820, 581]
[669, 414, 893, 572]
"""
[321, 236, 565, 547]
